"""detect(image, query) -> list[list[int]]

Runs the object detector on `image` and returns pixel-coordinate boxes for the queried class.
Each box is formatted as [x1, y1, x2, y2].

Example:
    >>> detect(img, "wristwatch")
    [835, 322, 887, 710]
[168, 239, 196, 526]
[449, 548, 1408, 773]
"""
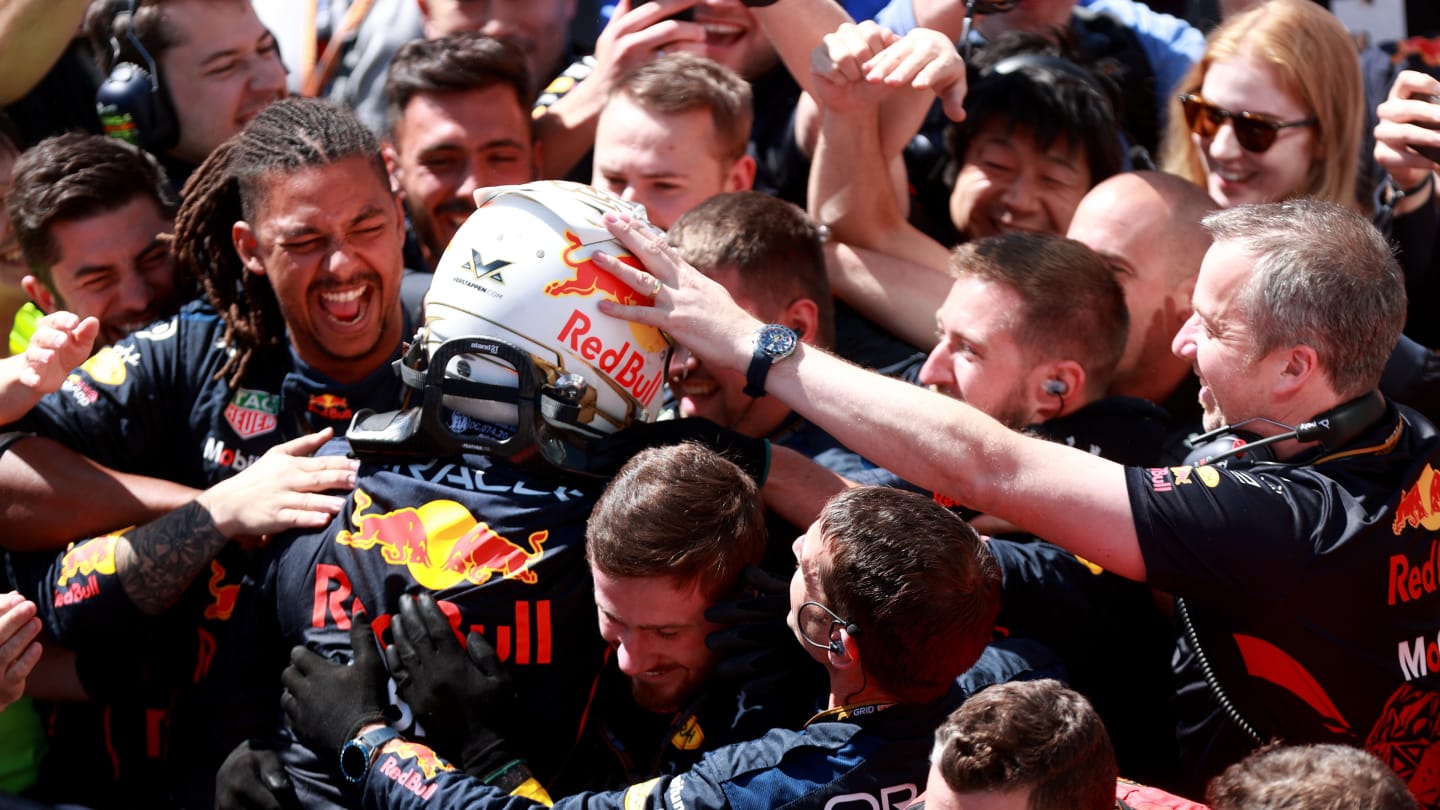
[340, 726, 401, 784]
[743, 324, 798, 398]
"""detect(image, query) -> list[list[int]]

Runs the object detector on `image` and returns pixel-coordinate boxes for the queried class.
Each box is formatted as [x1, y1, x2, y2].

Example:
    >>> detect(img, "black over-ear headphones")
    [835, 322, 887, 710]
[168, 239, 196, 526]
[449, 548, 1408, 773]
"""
[1183, 390, 1386, 467]
[96, 0, 178, 153]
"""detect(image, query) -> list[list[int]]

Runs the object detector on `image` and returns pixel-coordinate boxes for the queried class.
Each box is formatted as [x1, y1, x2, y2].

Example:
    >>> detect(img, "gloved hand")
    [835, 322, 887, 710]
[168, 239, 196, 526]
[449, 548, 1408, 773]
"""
[386, 592, 518, 777]
[590, 417, 770, 484]
[215, 739, 300, 810]
[706, 566, 821, 693]
[280, 612, 391, 763]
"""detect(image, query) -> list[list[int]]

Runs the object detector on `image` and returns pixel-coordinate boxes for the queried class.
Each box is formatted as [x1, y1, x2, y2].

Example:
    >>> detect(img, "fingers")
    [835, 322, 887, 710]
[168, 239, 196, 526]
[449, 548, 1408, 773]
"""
[599, 212, 679, 282]
[284, 645, 327, 681]
[270, 427, 337, 458]
[742, 565, 791, 595]
[349, 612, 384, 676]
[388, 611, 425, 690]
[409, 592, 455, 648]
[464, 630, 503, 677]
[0, 595, 40, 678]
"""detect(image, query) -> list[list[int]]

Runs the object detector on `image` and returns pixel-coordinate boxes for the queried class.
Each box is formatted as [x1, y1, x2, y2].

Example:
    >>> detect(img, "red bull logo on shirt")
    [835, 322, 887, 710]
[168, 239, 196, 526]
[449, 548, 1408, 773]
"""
[1394, 464, 1440, 535]
[336, 489, 547, 591]
[56, 532, 122, 586]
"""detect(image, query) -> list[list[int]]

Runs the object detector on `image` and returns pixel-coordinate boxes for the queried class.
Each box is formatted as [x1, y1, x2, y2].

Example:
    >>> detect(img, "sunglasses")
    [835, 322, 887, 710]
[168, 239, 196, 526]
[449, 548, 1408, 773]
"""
[1178, 94, 1317, 154]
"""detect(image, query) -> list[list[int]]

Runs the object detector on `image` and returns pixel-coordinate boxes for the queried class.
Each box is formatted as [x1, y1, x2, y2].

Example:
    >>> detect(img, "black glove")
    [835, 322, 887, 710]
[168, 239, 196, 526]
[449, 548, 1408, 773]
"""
[215, 739, 300, 810]
[590, 417, 770, 484]
[706, 566, 820, 692]
[280, 612, 392, 764]
[386, 592, 518, 777]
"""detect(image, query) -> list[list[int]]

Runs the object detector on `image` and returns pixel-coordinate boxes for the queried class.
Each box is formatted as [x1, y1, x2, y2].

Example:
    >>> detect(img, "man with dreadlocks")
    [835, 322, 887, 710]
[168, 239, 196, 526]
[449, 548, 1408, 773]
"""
[0, 97, 415, 807]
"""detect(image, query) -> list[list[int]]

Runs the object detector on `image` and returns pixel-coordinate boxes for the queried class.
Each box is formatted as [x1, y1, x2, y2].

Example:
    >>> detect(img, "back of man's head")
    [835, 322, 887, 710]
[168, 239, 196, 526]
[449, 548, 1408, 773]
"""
[816, 488, 1000, 703]
[668, 191, 834, 347]
[1206, 743, 1417, 810]
[931, 679, 1117, 810]
[586, 442, 765, 601]
[384, 32, 533, 141]
[1203, 200, 1404, 400]
[7, 132, 175, 290]
[951, 232, 1127, 399]
[611, 53, 753, 166]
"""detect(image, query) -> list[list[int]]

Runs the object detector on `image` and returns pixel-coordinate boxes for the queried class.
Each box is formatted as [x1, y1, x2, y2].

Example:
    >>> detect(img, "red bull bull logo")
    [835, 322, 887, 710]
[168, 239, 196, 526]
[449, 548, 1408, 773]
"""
[308, 393, 353, 421]
[204, 560, 241, 620]
[56, 533, 122, 587]
[387, 741, 455, 779]
[337, 489, 547, 591]
[1394, 464, 1440, 535]
[377, 741, 452, 800]
[544, 230, 649, 304]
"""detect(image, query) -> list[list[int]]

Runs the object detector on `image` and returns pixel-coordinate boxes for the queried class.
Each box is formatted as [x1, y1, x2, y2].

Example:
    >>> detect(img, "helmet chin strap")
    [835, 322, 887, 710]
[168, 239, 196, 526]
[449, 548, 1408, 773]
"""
[348, 335, 620, 477]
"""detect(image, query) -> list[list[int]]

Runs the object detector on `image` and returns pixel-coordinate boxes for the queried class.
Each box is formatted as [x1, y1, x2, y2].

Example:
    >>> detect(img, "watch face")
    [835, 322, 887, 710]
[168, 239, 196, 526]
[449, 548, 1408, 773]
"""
[340, 740, 369, 783]
[758, 325, 797, 358]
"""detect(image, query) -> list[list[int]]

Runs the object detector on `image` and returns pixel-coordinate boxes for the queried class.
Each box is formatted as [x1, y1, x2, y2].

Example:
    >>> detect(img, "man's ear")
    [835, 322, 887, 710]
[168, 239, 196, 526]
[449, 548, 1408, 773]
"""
[233, 221, 265, 276]
[1275, 343, 1319, 398]
[827, 626, 859, 666]
[781, 297, 821, 345]
[381, 142, 404, 197]
[21, 275, 57, 314]
[725, 154, 757, 193]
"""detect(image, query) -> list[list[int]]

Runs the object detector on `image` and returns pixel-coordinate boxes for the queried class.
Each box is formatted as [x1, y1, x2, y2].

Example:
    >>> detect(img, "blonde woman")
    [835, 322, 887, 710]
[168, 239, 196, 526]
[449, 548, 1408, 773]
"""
[1159, 0, 1364, 210]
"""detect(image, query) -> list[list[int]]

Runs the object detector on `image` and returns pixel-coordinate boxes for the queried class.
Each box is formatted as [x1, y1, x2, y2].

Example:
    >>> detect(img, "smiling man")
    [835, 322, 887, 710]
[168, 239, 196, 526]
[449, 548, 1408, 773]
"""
[85, 0, 288, 188]
[0, 98, 410, 810]
[6, 133, 189, 350]
[599, 195, 1440, 801]
[554, 442, 820, 794]
[383, 33, 539, 271]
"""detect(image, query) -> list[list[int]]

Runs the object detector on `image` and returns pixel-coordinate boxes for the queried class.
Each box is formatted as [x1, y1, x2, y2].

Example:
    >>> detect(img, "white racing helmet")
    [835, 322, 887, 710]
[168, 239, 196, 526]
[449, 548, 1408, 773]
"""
[347, 181, 671, 468]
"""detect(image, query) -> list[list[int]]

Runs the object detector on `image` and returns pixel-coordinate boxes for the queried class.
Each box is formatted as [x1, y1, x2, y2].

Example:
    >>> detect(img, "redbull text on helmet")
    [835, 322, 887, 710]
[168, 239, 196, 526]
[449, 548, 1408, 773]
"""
[556, 310, 664, 407]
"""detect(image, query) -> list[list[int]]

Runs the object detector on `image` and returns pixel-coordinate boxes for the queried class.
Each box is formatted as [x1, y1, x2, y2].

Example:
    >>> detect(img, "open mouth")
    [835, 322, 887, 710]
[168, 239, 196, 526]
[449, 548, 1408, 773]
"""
[319, 283, 371, 325]
[699, 21, 746, 48]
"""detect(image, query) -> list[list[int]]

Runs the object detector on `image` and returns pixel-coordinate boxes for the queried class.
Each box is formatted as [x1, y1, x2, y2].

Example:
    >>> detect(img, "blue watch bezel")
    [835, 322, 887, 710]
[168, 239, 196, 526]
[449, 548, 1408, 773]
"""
[744, 324, 798, 398]
[339, 726, 401, 784]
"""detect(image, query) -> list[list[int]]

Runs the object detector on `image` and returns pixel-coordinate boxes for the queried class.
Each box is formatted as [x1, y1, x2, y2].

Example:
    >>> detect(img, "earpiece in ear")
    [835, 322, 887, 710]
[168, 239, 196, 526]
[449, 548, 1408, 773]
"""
[1044, 379, 1068, 396]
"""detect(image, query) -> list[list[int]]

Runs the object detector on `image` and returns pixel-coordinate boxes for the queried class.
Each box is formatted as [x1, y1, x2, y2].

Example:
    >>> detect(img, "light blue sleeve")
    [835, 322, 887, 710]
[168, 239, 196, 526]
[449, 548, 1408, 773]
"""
[1085, 0, 1205, 115]
[872, 0, 917, 35]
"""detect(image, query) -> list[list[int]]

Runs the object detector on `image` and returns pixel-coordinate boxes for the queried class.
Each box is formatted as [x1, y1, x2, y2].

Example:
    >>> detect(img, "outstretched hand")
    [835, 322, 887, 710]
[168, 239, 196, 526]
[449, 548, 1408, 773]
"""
[386, 592, 517, 775]
[592, 211, 760, 377]
[281, 612, 392, 763]
[196, 428, 357, 540]
[21, 311, 98, 389]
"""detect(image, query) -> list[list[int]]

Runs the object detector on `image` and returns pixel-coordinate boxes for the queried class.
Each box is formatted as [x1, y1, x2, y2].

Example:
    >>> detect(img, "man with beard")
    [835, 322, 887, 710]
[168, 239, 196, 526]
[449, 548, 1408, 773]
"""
[383, 33, 539, 273]
[556, 442, 820, 794]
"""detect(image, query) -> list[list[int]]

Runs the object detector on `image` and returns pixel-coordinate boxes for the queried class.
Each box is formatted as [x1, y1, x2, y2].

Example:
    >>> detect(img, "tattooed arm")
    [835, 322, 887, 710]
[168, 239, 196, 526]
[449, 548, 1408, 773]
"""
[113, 430, 358, 615]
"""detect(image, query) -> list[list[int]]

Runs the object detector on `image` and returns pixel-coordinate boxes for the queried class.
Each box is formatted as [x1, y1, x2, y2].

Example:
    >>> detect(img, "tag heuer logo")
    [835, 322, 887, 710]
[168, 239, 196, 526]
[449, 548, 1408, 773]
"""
[225, 388, 279, 439]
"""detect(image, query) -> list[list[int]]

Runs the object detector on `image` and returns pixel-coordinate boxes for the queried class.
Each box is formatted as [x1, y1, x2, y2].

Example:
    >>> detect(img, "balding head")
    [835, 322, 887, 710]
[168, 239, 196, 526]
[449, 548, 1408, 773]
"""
[1067, 171, 1215, 403]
